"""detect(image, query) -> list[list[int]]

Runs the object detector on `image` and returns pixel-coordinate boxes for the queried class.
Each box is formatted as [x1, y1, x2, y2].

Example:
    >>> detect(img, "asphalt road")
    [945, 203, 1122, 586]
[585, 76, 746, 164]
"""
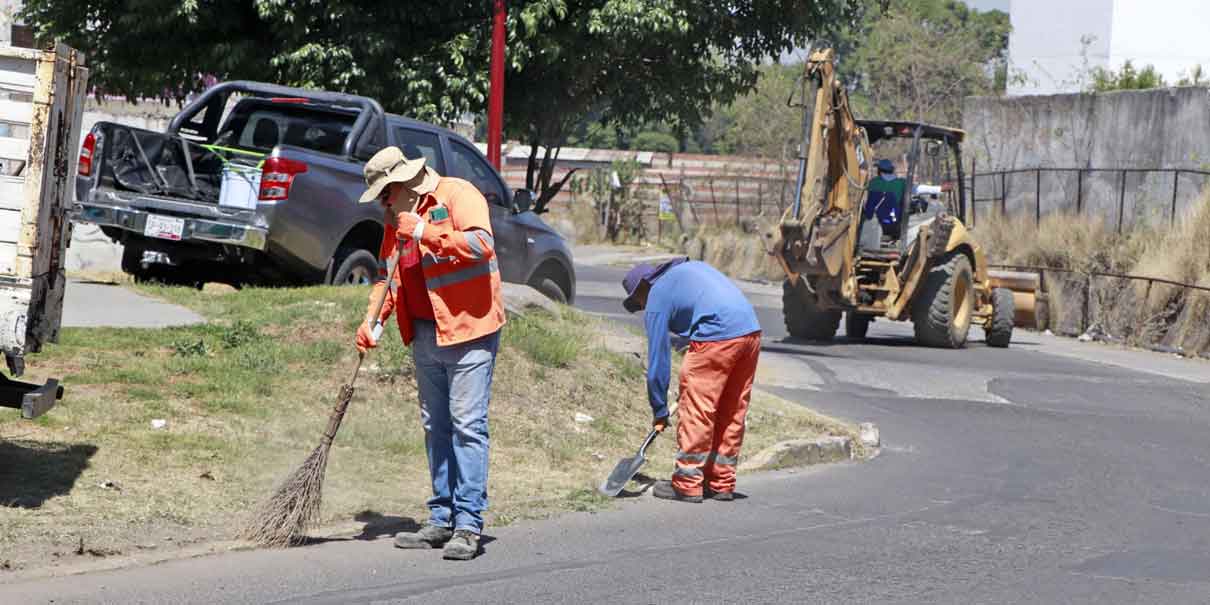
[5, 261, 1210, 604]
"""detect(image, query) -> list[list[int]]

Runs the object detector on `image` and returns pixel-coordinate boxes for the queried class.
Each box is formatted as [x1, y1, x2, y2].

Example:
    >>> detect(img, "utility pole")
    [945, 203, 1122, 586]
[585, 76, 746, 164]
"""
[487, 0, 506, 171]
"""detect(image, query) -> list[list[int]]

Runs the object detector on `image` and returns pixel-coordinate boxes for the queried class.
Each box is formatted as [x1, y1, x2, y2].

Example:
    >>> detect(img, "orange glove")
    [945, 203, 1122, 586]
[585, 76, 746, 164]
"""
[355, 321, 378, 354]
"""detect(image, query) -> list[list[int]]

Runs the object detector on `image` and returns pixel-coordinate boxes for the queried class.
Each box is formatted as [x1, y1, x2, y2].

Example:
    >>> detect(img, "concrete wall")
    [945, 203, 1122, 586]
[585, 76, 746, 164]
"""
[962, 86, 1210, 227]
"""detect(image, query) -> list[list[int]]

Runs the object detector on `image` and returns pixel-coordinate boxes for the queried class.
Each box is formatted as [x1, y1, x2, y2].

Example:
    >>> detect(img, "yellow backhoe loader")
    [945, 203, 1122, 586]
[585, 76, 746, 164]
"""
[771, 48, 1014, 348]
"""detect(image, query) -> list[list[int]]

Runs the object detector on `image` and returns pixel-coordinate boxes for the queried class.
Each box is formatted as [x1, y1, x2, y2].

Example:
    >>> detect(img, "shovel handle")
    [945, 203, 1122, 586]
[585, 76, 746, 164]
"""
[637, 427, 661, 457]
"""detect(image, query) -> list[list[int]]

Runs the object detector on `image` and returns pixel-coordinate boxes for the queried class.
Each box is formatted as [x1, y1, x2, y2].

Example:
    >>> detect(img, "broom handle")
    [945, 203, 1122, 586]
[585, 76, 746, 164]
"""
[321, 241, 405, 442]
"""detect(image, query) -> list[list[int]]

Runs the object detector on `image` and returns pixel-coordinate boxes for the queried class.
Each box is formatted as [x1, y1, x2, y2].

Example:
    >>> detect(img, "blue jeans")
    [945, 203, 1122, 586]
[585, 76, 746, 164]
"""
[412, 320, 499, 535]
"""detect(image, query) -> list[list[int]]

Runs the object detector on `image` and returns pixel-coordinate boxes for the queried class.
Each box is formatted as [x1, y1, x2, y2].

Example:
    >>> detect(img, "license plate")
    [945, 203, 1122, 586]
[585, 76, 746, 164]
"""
[144, 214, 185, 241]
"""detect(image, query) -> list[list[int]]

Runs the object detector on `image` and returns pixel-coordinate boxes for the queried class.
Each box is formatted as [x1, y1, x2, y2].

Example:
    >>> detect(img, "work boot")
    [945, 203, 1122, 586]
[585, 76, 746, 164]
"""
[442, 529, 481, 561]
[393, 524, 453, 549]
[652, 480, 703, 503]
[704, 488, 735, 501]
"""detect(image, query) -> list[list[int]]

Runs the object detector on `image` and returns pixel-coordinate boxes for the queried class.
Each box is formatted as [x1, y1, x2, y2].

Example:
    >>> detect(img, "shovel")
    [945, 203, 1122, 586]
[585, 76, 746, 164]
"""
[599, 426, 664, 497]
[599, 401, 678, 497]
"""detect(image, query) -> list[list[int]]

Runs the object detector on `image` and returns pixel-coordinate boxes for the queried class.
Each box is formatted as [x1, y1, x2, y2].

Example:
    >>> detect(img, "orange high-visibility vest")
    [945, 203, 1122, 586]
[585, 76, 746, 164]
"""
[373, 177, 505, 347]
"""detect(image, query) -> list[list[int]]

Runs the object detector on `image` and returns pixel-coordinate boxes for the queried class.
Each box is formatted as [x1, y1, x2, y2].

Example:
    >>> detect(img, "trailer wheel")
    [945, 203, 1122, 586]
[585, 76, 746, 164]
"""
[782, 279, 841, 341]
[985, 287, 1015, 348]
[331, 248, 378, 286]
[912, 251, 974, 348]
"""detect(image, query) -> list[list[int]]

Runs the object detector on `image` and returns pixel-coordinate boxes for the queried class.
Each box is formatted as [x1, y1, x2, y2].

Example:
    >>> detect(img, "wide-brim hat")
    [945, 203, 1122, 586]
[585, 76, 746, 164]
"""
[621, 257, 689, 313]
[358, 146, 439, 203]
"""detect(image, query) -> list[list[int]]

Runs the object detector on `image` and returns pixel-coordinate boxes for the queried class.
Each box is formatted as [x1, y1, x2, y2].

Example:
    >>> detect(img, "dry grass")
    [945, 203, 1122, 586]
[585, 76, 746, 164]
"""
[0, 284, 851, 574]
[681, 225, 785, 282]
[973, 188, 1210, 352]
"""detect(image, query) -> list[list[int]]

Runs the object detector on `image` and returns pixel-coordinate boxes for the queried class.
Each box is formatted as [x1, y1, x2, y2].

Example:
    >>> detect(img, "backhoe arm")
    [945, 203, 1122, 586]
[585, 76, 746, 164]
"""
[774, 48, 871, 284]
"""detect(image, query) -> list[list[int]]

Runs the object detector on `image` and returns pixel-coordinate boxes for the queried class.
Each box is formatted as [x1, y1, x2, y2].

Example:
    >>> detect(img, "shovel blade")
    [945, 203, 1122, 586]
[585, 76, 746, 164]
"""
[598, 454, 646, 497]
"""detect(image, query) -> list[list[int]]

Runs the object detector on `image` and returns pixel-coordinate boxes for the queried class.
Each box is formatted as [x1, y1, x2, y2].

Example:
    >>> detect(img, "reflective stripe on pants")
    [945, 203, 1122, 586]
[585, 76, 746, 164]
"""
[671, 331, 761, 496]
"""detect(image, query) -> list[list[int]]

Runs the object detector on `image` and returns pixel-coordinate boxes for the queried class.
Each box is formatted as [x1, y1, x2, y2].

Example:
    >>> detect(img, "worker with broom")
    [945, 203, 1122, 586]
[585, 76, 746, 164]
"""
[621, 258, 761, 502]
[355, 146, 505, 561]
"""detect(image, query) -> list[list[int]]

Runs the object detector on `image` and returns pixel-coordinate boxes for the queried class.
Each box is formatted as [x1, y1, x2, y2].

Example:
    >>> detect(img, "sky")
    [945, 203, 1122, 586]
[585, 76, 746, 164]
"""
[964, 0, 1010, 10]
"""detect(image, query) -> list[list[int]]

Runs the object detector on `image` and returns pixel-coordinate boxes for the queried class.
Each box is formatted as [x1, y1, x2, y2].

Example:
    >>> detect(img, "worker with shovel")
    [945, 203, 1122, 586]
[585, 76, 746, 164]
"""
[622, 258, 761, 502]
[355, 146, 505, 560]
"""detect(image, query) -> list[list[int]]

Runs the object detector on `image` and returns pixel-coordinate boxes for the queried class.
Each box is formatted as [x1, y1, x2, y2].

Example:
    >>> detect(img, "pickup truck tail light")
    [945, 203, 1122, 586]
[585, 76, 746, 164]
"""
[78, 132, 95, 176]
[258, 157, 308, 201]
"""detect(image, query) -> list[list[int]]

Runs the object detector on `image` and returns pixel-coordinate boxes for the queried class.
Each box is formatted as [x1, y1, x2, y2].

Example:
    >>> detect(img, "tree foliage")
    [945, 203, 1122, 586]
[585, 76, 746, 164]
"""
[1088, 60, 1167, 92]
[840, 0, 1009, 125]
[22, 0, 862, 212]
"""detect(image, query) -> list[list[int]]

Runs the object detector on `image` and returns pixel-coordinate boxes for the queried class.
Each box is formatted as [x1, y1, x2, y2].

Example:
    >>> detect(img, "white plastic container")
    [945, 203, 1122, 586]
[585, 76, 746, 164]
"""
[219, 163, 261, 210]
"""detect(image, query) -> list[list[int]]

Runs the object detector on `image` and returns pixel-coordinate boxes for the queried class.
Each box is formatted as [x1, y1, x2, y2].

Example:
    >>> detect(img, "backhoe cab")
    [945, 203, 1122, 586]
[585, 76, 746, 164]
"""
[771, 48, 1014, 348]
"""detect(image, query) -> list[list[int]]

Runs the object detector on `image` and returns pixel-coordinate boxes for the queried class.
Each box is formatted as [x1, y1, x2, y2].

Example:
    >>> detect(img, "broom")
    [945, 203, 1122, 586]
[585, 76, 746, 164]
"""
[241, 248, 401, 547]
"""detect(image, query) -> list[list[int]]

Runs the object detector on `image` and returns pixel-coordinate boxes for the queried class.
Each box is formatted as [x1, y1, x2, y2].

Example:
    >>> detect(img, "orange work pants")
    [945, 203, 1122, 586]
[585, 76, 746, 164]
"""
[672, 331, 761, 496]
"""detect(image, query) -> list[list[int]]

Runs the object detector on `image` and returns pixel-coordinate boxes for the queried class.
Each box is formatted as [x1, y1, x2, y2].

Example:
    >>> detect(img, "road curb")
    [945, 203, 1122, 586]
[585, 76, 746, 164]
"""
[739, 422, 881, 472]
[739, 435, 855, 471]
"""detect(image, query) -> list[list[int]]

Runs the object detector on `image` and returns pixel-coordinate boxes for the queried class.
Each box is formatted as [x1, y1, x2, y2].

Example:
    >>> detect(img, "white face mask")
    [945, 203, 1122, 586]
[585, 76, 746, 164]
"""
[880, 173, 897, 181]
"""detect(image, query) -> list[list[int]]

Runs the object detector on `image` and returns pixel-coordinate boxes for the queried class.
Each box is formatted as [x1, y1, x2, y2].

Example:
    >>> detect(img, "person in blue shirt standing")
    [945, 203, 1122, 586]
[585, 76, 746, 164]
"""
[622, 258, 762, 502]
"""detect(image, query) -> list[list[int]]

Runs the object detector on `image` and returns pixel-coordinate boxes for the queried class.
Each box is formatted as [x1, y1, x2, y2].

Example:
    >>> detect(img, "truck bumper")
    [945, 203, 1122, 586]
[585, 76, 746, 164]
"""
[0, 373, 63, 419]
[73, 199, 269, 251]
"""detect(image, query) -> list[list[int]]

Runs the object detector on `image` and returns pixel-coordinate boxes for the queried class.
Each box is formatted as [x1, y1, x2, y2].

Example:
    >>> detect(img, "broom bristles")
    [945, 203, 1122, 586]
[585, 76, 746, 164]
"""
[240, 442, 332, 547]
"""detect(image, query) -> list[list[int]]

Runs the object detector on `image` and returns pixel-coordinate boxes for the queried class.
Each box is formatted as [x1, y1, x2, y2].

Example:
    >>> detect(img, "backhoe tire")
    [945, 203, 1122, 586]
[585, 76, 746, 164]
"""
[912, 252, 974, 348]
[985, 287, 1015, 348]
[331, 248, 378, 286]
[782, 279, 841, 341]
[845, 312, 872, 340]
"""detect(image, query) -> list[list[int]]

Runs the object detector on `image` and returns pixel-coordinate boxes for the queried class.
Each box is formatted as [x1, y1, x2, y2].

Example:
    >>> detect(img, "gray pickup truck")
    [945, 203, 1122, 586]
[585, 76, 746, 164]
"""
[72, 81, 576, 302]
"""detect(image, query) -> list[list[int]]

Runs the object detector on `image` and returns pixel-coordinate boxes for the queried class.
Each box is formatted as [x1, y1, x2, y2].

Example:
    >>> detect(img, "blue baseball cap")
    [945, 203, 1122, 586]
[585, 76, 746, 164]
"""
[876, 159, 895, 173]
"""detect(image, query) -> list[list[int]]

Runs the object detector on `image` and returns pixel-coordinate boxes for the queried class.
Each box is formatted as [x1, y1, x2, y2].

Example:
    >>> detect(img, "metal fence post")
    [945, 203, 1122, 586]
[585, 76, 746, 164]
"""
[1171, 170, 1180, 227]
[970, 158, 977, 227]
[1035, 169, 1041, 226]
[1001, 171, 1007, 216]
[1076, 169, 1083, 215]
[1118, 170, 1127, 233]
[735, 178, 741, 228]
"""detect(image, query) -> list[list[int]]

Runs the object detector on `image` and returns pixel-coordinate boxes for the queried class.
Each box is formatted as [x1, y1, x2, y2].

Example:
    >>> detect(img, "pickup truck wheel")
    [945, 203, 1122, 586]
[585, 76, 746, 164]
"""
[533, 278, 568, 304]
[331, 248, 378, 286]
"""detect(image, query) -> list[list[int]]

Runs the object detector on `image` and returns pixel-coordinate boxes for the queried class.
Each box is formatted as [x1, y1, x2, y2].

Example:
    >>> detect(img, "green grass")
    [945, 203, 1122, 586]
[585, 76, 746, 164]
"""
[1, 281, 852, 575]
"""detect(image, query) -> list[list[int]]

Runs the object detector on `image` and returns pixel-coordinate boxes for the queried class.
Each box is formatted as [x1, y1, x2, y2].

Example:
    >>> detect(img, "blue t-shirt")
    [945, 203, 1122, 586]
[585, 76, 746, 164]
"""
[643, 261, 761, 417]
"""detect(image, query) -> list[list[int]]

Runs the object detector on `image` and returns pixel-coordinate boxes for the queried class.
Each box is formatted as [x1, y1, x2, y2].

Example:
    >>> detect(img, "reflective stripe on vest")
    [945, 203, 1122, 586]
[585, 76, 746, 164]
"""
[424, 258, 499, 290]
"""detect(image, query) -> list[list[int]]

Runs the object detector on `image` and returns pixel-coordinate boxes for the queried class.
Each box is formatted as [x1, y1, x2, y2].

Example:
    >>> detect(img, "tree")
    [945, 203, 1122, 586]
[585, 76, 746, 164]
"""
[722, 62, 804, 158]
[631, 131, 679, 153]
[502, 1, 864, 213]
[22, 0, 863, 213]
[1089, 60, 1167, 92]
[839, 0, 1009, 125]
